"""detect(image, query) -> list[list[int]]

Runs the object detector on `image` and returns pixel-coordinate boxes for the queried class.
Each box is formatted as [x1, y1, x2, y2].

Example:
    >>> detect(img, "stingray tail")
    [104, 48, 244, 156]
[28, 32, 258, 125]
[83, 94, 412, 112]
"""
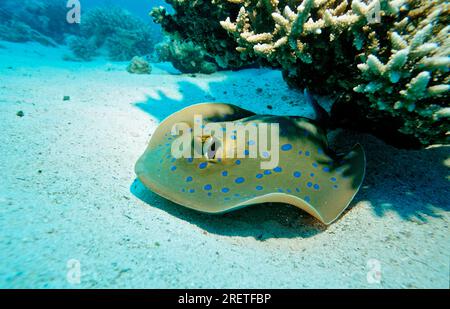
[304, 89, 331, 129]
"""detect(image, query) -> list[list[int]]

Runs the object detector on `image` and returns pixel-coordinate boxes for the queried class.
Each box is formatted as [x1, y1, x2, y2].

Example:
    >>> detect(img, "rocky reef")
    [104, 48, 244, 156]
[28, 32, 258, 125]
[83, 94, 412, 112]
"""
[127, 56, 152, 74]
[152, 0, 449, 147]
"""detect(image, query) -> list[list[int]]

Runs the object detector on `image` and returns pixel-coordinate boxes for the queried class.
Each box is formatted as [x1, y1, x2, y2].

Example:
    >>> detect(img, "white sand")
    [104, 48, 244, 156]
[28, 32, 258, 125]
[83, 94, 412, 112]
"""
[0, 41, 448, 288]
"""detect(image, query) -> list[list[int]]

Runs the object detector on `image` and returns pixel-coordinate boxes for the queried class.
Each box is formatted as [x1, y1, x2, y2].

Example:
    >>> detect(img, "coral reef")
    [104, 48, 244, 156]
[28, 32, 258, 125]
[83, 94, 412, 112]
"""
[150, 1, 254, 70]
[154, 0, 449, 146]
[66, 36, 97, 61]
[155, 39, 218, 74]
[68, 7, 155, 61]
[127, 56, 152, 74]
[0, 0, 78, 45]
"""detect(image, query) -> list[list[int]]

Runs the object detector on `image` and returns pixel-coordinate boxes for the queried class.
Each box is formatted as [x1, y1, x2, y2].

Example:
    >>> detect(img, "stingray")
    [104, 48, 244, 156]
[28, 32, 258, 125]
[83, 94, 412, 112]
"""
[135, 91, 366, 225]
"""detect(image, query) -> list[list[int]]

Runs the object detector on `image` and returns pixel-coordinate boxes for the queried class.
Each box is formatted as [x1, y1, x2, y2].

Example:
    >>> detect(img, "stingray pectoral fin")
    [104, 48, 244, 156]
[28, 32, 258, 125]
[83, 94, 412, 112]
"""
[233, 193, 326, 223]
[313, 143, 366, 224]
[233, 144, 366, 225]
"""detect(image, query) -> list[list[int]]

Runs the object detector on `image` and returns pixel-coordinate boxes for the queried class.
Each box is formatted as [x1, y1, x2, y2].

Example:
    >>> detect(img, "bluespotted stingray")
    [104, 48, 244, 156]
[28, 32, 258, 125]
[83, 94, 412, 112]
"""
[135, 92, 366, 225]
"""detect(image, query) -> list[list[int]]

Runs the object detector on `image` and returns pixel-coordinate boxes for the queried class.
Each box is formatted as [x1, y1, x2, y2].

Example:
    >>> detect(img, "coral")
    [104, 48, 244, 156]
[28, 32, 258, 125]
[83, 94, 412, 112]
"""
[69, 6, 155, 61]
[0, 0, 79, 44]
[127, 56, 152, 74]
[150, 1, 254, 70]
[155, 39, 218, 74]
[154, 0, 449, 146]
[66, 35, 97, 61]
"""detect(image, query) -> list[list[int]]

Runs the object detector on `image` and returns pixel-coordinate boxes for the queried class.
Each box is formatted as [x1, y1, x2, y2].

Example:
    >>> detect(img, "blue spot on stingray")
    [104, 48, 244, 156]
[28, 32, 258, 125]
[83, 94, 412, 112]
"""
[330, 177, 337, 182]
[310, 173, 315, 177]
[262, 151, 270, 158]
[222, 171, 228, 176]
[305, 151, 310, 156]
[199, 162, 208, 169]
[293, 171, 301, 178]
[323, 167, 330, 172]
[333, 184, 339, 189]
[171, 158, 176, 163]
[273, 167, 282, 173]
[204, 184, 212, 191]
[230, 135, 237, 140]
[165, 143, 170, 147]
[166, 155, 171, 159]
[304, 196, 311, 202]
[207, 192, 212, 196]
[307, 182, 313, 188]
[295, 188, 301, 192]
[248, 140, 255, 146]
[277, 188, 284, 192]
[244, 150, 250, 156]
[201, 124, 205, 129]
[235, 160, 241, 165]
[256, 173, 263, 179]
[318, 148, 323, 154]
[186, 176, 193, 182]
[298, 150, 303, 155]
[286, 189, 292, 193]
[221, 127, 226, 132]
[221, 187, 230, 193]
[186, 158, 193, 163]
[313, 184, 320, 190]
[281, 144, 292, 151]
[312, 162, 318, 168]
[234, 193, 240, 197]
[189, 189, 195, 193]
[170, 166, 177, 171]
[235, 177, 245, 184]
[181, 188, 186, 192]
[256, 185, 263, 191]
[264, 170, 272, 175]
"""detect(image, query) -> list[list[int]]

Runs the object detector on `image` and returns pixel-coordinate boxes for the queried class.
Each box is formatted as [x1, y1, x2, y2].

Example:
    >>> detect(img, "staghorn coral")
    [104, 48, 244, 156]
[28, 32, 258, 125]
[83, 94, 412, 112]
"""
[154, 0, 449, 146]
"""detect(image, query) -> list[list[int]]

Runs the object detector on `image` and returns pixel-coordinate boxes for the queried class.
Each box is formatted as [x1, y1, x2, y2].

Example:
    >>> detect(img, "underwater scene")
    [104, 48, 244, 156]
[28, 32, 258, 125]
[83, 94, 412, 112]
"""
[0, 0, 448, 289]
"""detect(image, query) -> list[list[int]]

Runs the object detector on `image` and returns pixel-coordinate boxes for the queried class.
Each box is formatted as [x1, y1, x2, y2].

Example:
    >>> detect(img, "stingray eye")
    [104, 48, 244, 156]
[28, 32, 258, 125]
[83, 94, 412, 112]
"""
[204, 136, 221, 160]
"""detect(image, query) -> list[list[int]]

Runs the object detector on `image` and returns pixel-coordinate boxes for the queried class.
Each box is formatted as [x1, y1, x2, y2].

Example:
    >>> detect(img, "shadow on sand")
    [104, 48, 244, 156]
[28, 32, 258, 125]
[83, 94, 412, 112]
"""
[131, 178, 326, 240]
[330, 130, 449, 223]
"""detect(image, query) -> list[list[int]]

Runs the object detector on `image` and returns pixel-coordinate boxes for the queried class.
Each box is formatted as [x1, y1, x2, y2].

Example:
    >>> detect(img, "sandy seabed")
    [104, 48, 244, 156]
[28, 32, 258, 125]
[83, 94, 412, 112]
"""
[0, 41, 448, 288]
